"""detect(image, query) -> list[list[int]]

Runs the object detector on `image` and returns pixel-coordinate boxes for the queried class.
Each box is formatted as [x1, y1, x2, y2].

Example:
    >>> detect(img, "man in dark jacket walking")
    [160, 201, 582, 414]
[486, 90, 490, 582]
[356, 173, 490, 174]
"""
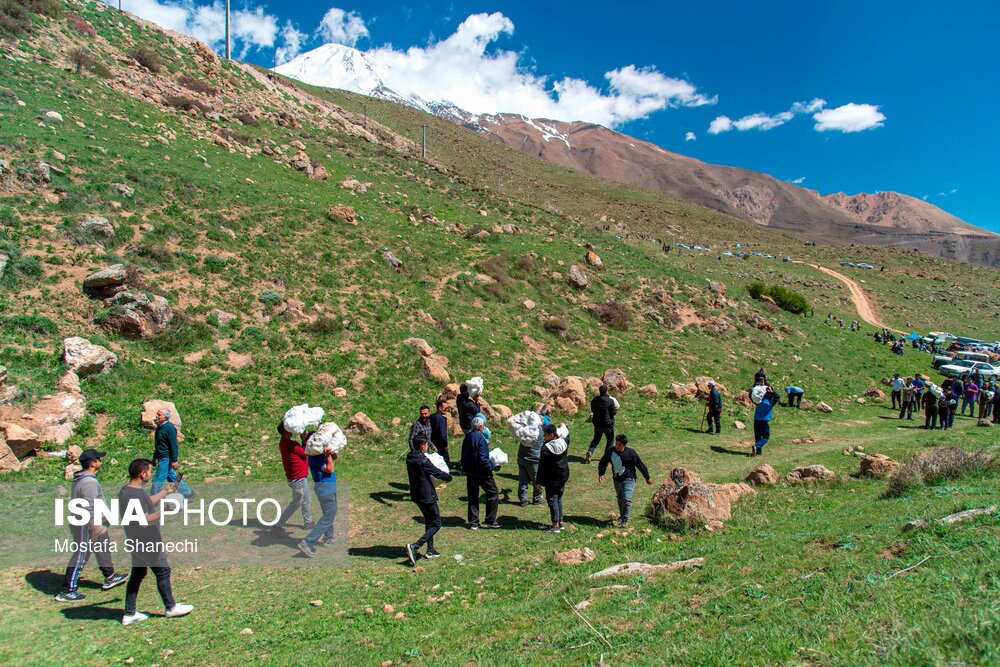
[456, 385, 479, 435]
[597, 434, 652, 528]
[705, 381, 722, 434]
[151, 408, 193, 498]
[585, 385, 617, 463]
[429, 400, 450, 467]
[405, 437, 452, 564]
[460, 417, 499, 529]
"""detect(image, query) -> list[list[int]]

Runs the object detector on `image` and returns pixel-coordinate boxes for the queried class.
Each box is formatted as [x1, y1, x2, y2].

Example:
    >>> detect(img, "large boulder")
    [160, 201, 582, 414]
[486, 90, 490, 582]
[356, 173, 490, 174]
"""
[693, 377, 727, 398]
[567, 265, 589, 290]
[99, 291, 172, 339]
[667, 383, 694, 400]
[601, 369, 633, 395]
[553, 396, 579, 416]
[584, 251, 603, 267]
[0, 434, 25, 473]
[80, 215, 114, 237]
[863, 389, 886, 400]
[787, 465, 836, 483]
[859, 454, 898, 478]
[141, 400, 182, 430]
[63, 337, 117, 378]
[550, 376, 587, 407]
[421, 355, 451, 384]
[21, 392, 87, 444]
[55, 371, 81, 394]
[83, 264, 127, 298]
[639, 384, 659, 399]
[403, 337, 435, 358]
[745, 464, 779, 485]
[650, 467, 756, 525]
[0, 423, 41, 458]
[348, 412, 381, 436]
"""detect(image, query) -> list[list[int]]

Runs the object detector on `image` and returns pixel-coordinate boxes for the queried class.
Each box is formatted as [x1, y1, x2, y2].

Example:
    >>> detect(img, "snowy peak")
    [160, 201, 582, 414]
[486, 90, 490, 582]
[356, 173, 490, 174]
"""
[276, 43, 387, 97]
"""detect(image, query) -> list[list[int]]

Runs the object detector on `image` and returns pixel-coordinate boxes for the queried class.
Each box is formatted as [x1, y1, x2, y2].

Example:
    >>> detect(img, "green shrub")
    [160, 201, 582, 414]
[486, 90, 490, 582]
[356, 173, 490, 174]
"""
[745, 282, 809, 315]
[258, 290, 283, 306]
[13, 255, 42, 277]
[203, 255, 228, 273]
[2, 314, 57, 334]
[128, 45, 162, 73]
[0, 0, 62, 36]
[746, 282, 766, 300]
[595, 300, 632, 331]
[148, 314, 213, 353]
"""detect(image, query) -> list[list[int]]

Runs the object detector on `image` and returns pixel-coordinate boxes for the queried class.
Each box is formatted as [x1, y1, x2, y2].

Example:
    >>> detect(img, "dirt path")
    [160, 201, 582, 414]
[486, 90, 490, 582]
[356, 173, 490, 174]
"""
[796, 262, 903, 333]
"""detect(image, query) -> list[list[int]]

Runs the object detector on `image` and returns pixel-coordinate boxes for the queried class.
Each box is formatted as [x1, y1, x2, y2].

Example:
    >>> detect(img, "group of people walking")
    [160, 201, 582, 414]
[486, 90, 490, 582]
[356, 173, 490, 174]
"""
[891, 371, 999, 429]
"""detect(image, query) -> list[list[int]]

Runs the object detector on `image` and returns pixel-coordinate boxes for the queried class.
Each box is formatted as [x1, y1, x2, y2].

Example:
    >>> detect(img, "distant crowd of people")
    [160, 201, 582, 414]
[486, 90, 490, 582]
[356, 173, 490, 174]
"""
[889, 371, 999, 429]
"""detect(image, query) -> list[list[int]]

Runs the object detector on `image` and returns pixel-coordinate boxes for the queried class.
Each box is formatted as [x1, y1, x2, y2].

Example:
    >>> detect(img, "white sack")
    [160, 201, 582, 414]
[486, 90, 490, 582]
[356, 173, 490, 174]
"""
[466, 376, 484, 398]
[544, 437, 568, 455]
[611, 397, 621, 410]
[556, 423, 569, 440]
[489, 447, 508, 467]
[508, 410, 543, 445]
[928, 383, 943, 399]
[750, 385, 768, 405]
[283, 404, 325, 434]
[426, 452, 449, 474]
[304, 422, 346, 456]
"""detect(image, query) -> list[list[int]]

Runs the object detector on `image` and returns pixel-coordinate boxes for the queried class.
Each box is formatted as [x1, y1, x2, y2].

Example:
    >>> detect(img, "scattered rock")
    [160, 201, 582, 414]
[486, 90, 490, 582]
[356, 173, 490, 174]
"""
[0, 423, 41, 458]
[470, 229, 491, 241]
[383, 251, 403, 272]
[140, 400, 181, 429]
[0, 436, 26, 472]
[553, 396, 579, 416]
[523, 299, 536, 311]
[66, 445, 83, 464]
[28, 392, 87, 444]
[550, 376, 587, 407]
[554, 547, 596, 565]
[601, 368, 633, 395]
[733, 420, 746, 430]
[567, 265, 589, 289]
[332, 387, 347, 398]
[403, 337, 435, 357]
[44, 110, 64, 123]
[112, 183, 134, 198]
[639, 384, 659, 399]
[815, 402, 833, 413]
[745, 464, 779, 485]
[208, 309, 236, 327]
[863, 389, 885, 400]
[64, 463, 82, 479]
[327, 205, 357, 225]
[799, 399, 815, 410]
[100, 291, 172, 339]
[82, 264, 127, 296]
[63, 337, 117, 378]
[584, 251, 603, 267]
[859, 453, 898, 478]
[978, 419, 993, 427]
[734, 391, 753, 407]
[693, 377, 727, 398]
[786, 465, 835, 483]
[589, 558, 705, 579]
[348, 412, 381, 436]
[650, 467, 755, 525]
[80, 215, 115, 237]
[938, 506, 996, 525]
[421, 355, 451, 384]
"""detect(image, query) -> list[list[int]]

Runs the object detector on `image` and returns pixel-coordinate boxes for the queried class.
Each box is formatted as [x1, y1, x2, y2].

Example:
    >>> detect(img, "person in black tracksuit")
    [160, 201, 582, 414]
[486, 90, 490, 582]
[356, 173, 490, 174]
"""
[597, 434, 652, 528]
[585, 385, 617, 463]
[405, 437, 452, 564]
[456, 385, 480, 435]
[537, 425, 570, 532]
[705, 382, 722, 434]
[922, 390, 938, 430]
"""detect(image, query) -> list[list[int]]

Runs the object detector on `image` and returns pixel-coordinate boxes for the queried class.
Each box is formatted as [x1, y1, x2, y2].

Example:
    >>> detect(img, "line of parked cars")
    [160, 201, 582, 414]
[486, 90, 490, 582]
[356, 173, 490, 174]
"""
[839, 261, 874, 269]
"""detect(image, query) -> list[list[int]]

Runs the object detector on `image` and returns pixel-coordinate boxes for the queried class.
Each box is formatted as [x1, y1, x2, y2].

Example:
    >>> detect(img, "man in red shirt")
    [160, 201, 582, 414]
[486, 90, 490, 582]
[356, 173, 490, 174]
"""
[274, 420, 314, 532]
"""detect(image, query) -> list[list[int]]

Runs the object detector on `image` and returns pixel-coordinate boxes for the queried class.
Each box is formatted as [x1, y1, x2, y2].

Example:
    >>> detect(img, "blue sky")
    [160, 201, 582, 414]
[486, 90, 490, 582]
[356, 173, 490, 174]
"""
[112, 1, 998, 232]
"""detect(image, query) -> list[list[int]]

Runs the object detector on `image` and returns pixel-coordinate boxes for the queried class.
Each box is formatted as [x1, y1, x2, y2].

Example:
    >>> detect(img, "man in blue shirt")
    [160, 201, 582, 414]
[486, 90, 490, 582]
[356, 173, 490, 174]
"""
[785, 386, 805, 408]
[753, 387, 778, 456]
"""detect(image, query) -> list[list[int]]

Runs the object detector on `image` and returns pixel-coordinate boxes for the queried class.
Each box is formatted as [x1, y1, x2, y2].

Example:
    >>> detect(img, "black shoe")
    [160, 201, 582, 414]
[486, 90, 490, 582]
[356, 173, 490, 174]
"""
[705, 429, 713, 434]
[584, 452, 592, 464]
[425, 550, 441, 559]
[518, 499, 528, 507]
[55, 590, 86, 602]
[405, 543, 417, 566]
[102, 573, 128, 590]
[482, 522, 501, 529]
[303, 521, 316, 530]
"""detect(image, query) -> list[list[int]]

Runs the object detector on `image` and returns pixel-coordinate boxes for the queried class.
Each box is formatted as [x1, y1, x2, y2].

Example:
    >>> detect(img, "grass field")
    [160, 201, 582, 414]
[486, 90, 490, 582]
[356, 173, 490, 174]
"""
[1, 2, 999, 665]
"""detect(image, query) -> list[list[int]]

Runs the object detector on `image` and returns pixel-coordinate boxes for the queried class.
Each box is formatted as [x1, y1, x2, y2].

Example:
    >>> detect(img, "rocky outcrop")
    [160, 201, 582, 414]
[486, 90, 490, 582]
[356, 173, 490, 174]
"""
[601, 369, 633, 395]
[63, 337, 117, 378]
[787, 465, 836, 483]
[859, 453, 898, 477]
[348, 412, 381, 436]
[100, 291, 173, 339]
[745, 464, 779, 485]
[650, 467, 755, 525]
[141, 400, 182, 429]
[0, 422, 41, 458]
[83, 264, 128, 298]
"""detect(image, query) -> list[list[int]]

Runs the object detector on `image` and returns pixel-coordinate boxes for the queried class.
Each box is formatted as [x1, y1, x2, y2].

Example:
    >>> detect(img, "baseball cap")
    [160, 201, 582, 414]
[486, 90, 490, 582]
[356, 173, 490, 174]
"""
[79, 449, 107, 466]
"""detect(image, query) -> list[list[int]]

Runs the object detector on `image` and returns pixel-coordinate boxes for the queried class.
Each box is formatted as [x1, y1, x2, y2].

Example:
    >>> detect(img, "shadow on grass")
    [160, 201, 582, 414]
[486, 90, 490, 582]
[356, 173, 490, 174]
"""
[249, 528, 300, 547]
[562, 514, 612, 528]
[370, 490, 408, 506]
[710, 445, 753, 457]
[348, 545, 404, 560]
[60, 600, 123, 622]
[25, 570, 67, 596]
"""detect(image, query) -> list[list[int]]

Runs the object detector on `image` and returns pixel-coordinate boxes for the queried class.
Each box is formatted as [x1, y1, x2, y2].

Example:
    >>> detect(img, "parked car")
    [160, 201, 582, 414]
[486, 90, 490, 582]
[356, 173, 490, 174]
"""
[783, 256, 793, 262]
[932, 351, 992, 369]
[856, 263, 874, 269]
[938, 360, 999, 379]
[840, 261, 856, 267]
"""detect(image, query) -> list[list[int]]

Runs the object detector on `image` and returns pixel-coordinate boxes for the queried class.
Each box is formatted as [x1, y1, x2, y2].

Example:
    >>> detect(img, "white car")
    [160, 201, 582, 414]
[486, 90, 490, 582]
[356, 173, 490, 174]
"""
[938, 360, 999, 379]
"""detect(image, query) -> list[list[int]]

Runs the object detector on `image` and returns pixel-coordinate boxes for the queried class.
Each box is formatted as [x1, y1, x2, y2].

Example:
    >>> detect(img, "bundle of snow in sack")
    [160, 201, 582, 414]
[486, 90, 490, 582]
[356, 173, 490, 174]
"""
[544, 437, 568, 456]
[611, 396, 621, 410]
[750, 385, 768, 405]
[489, 447, 509, 467]
[304, 422, 347, 456]
[508, 410, 543, 445]
[928, 383, 943, 399]
[466, 376, 484, 398]
[556, 423, 570, 440]
[425, 452, 449, 474]
[283, 404, 325, 435]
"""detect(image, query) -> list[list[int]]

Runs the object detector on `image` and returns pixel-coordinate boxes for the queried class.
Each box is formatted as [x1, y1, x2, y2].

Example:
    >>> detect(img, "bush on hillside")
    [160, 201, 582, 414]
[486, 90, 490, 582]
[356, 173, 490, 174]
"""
[594, 300, 632, 331]
[12, 255, 42, 277]
[2, 314, 57, 334]
[745, 282, 810, 315]
[0, 0, 61, 36]
[128, 45, 163, 73]
[884, 447, 998, 497]
[165, 95, 209, 113]
[66, 11, 95, 36]
[179, 75, 217, 96]
[543, 316, 568, 335]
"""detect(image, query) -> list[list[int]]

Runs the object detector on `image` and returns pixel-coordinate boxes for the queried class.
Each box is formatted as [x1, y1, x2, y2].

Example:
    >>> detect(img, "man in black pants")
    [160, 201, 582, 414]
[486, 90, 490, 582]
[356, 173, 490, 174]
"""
[118, 459, 193, 626]
[460, 417, 500, 529]
[705, 381, 722, 434]
[585, 385, 617, 463]
[405, 437, 452, 564]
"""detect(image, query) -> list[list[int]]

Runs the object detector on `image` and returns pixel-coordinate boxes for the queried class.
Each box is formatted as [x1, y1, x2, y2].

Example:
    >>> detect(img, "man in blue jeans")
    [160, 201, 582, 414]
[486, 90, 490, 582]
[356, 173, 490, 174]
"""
[597, 434, 652, 528]
[752, 387, 778, 456]
[298, 444, 338, 557]
[151, 408, 194, 498]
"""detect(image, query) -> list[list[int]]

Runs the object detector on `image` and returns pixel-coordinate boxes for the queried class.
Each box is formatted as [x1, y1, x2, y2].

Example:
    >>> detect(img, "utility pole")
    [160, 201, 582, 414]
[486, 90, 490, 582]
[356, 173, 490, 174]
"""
[420, 124, 427, 160]
[224, 0, 231, 60]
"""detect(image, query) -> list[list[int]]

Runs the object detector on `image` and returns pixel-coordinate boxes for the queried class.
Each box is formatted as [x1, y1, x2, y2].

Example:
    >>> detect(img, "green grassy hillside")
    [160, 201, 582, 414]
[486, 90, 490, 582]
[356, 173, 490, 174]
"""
[0, 2, 999, 665]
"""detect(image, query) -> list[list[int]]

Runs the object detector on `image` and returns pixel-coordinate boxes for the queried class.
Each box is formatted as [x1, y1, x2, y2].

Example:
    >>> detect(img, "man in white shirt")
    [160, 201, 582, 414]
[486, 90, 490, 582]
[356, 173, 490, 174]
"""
[891, 373, 905, 410]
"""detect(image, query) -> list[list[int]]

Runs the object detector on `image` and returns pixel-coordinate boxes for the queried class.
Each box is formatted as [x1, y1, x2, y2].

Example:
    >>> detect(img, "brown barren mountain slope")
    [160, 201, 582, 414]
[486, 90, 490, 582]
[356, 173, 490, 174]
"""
[477, 114, 1000, 267]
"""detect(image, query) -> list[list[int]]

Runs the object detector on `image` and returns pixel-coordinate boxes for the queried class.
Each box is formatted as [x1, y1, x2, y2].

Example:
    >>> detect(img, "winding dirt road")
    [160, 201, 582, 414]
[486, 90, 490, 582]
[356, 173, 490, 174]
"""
[795, 262, 903, 333]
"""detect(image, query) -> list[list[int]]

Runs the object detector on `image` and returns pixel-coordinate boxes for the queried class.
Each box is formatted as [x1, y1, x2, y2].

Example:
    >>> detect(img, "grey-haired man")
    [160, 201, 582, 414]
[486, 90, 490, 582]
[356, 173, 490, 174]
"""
[151, 408, 193, 498]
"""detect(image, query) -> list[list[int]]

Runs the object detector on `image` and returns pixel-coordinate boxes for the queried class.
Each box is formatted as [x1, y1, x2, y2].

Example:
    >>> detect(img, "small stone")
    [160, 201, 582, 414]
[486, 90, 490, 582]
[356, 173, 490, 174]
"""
[309, 600, 323, 606]
[240, 628, 253, 635]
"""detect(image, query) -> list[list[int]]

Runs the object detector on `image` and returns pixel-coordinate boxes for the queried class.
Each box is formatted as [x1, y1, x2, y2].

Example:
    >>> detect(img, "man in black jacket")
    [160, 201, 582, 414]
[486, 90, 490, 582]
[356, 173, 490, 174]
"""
[429, 400, 450, 467]
[597, 434, 652, 528]
[405, 437, 453, 565]
[585, 385, 617, 464]
[456, 384, 479, 435]
[706, 381, 722, 434]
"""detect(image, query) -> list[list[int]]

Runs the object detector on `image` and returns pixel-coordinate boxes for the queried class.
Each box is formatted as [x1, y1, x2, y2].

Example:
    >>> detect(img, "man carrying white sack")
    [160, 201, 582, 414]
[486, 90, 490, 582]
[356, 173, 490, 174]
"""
[273, 419, 313, 534]
[405, 436, 453, 565]
[461, 417, 500, 530]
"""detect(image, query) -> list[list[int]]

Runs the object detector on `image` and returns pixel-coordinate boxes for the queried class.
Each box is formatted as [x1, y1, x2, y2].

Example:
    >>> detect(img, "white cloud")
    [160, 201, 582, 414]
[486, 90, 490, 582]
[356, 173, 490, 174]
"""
[684, 131, 696, 142]
[111, 0, 279, 56]
[318, 8, 369, 47]
[708, 98, 825, 134]
[937, 188, 958, 197]
[707, 116, 733, 135]
[812, 103, 885, 132]
[275, 21, 307, 65]
[790, 176, 806, 184]
[347, 12, 714, 127]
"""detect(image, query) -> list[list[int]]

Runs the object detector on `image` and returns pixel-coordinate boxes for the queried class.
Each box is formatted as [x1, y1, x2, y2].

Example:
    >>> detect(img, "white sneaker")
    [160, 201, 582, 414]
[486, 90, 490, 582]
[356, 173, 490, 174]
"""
[122, 612, 149, 626]
[165, 603, 193, 618]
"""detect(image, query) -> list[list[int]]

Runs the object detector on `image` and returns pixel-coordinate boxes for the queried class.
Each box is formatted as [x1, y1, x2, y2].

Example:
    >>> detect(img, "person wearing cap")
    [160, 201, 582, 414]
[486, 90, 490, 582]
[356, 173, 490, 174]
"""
[705, 381, 722, 434]
[597, 434, 652, 528]
[151, 408, 193, 498]
[56, 449, 128, 602]
[119, 458, 193, 625]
